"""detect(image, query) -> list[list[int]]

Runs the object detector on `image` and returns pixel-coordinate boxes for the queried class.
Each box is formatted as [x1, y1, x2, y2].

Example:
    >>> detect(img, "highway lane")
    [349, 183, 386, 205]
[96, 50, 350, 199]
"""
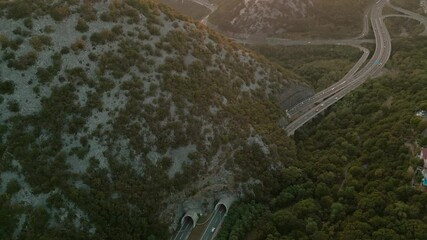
[286, 0, 392, 135]
[200, 207, 226, 240]
[287, 45, 370, 117]
[356, 5, 373, 39]
[173, 219, 193, 240]
[265, 38, 375, 46]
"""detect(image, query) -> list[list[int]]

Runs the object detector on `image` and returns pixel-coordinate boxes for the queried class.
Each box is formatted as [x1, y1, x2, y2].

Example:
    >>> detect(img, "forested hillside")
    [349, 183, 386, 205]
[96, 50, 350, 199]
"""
[0, 0, 307, 238]
[250, 45, 361, 91]
[218, 37, 427, 239]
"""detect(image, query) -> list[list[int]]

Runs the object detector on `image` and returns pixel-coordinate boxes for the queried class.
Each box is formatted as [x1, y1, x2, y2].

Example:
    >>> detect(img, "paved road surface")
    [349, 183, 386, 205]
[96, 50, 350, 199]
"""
[200, 207, 226, 240]
[286, 0, 392, 135]
[287, 45, 370, 117]
[173, 219, 193, 240]
[265, 38, 375, 46]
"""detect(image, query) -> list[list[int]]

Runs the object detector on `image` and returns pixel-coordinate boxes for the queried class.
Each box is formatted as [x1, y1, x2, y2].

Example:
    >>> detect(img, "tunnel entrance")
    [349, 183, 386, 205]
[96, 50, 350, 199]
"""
[180, 211, 199, 228]
[214, 196, 235, 214]
[182, 216, 194, 225]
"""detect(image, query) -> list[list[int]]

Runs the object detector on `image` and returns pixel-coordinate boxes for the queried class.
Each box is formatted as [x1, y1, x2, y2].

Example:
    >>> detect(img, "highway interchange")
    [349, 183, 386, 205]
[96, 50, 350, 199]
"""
[172, 0, 426, 239]
[285, 0, 394, 135]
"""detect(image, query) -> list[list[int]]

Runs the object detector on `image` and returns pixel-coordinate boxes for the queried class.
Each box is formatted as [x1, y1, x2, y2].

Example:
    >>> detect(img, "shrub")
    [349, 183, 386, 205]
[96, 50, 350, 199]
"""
[90, 29, 115, 45]
[12, 27, 29, 37]
[60, 46, 70, 55]
[88, 52, 98, 61]
[9, 51, 38, 70]
[147, 25, 160, 35]
[6, 180, 21, 195]
[7, 1, 32, 19]
[0, 34, 9, 48]
[23, 18, 33, 29]
[111, 25, 123, 35]
[37, 53, 62, 84]
[43, 25, 54, 33]
[0, 80, 15, 94]
[80, 0, 97, 21]
[50, 4, 70, 21]
[75, 18, 89, 32]
[30, 35, 52, 51]
[7, 100, 20, 112]
[70, 38, 86, 52]
[9, 37, 24, 50]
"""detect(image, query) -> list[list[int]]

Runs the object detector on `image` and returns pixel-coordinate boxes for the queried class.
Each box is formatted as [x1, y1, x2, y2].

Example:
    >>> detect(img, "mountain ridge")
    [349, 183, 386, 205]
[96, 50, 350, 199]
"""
[0, 0, 309, 238]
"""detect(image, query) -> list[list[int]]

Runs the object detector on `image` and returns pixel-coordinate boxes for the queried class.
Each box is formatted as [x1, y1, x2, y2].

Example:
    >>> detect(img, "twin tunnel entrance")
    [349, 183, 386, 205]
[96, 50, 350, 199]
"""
[180, 196, 234, 229]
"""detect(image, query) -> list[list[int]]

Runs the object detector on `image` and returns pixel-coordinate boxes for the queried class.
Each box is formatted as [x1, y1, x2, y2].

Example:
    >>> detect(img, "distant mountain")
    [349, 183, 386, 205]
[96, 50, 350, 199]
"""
[210, 0, 314, 35]
[160, 0, 371, 38]
[0, 0, 310, 238]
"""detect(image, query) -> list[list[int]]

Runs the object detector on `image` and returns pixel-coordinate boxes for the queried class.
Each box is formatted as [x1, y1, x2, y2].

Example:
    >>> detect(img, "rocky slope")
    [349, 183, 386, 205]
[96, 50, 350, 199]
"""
[206, 0, 371, 38]
[211, 0, 314, 35]
[0, 0, 309, 238]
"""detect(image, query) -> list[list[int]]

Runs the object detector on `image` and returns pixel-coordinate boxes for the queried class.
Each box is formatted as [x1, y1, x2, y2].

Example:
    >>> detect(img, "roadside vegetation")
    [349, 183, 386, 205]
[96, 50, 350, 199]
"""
[384, 17, 425, 38]
[218, 37, 427, 240]
[391, 0, 427, 16]
[250, 44, 361, 91]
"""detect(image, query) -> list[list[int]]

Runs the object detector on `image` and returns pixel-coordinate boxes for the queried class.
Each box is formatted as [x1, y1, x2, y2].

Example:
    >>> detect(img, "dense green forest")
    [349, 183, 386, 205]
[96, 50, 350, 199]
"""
[218, 37, 427, 239]
[250, 45, 361, 91]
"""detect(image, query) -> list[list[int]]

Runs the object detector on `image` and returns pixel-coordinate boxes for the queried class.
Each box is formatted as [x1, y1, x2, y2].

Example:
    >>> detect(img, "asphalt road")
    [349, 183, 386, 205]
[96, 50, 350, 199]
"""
[173, 219, 193, 240]
[287, 45, 370, 117]
[286, 0, 392, 135]
[265, 38, 375, 46]
[200, 207, 226, 240]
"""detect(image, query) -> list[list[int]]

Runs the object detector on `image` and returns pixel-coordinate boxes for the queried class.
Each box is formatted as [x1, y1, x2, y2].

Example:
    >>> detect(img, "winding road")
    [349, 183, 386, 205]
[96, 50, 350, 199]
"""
[286, 0, 393, 135]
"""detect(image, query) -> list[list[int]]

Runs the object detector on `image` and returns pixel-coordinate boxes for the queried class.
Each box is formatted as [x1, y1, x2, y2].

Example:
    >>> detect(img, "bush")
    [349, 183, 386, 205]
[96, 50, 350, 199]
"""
[7, 100, 20, 112]
[7, 1, 32, 19]
[29, 35, 52, 51]
[0, 34, 9, 48]
[6, 180, 21, 195]
[148, 25, 160, 35]
[111, 25, 123, 35]
[75, 18, 89, 32]
[37, 53, 62, 84]
[23, 18, 33, 29]
[43, 25, 54, 33]
[9, 51, 38, 70]
[90, 29, 115, 45]
[0, 80, 15, 94]
[50, 4, 70, 21]
[70, 38, 86, 52]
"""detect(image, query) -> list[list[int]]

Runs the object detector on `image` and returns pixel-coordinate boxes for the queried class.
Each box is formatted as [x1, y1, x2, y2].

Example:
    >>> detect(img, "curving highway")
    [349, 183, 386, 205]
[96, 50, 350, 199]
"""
[287, 45, 370, 118]
[286, 0, 392, 135]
